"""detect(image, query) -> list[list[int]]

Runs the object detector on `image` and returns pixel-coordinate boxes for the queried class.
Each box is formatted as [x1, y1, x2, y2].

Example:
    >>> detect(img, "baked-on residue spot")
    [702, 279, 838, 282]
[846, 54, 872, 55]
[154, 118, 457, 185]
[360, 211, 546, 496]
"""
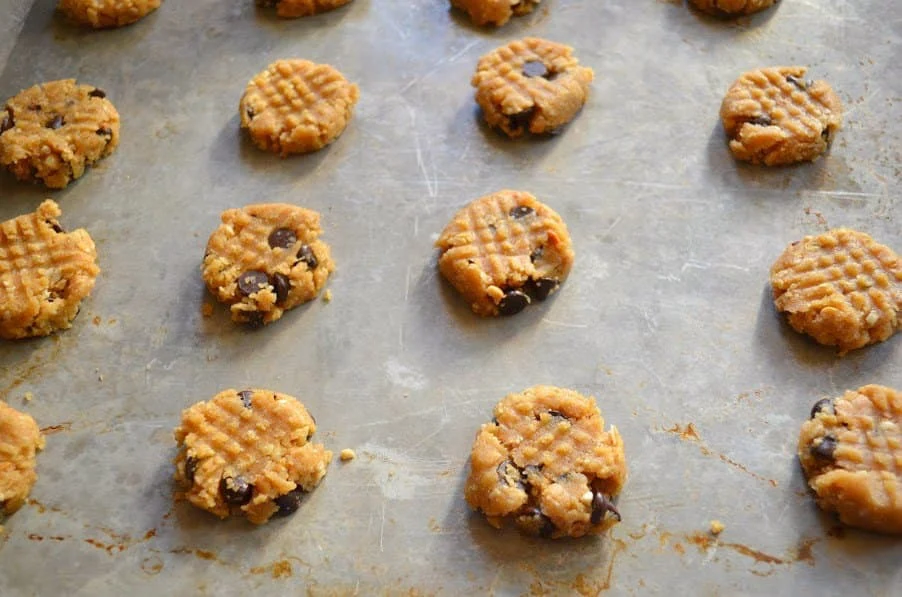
[770, 228, 901, 354]
[798, 384, 902, 534]
[436, 190, 574, 317]
[465, 385, 626, 538]
[0, 401, 45, 515]
[0, 200, 100, 339]
[239, 59, 359, 156]
[720, 66, 842, 166]
[173, 388, 332, 524]
[472, 37, 593, 138]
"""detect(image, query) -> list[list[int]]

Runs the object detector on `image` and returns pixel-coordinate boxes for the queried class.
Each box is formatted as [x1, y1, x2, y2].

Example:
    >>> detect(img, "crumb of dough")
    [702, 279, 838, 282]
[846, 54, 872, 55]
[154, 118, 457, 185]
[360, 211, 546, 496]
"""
[322, 289, 333, 303]
[23, 392, 33, 402]
[340, 448, 356, 462]
[710, 520, 725, 535]
[201, 302, 214, 317]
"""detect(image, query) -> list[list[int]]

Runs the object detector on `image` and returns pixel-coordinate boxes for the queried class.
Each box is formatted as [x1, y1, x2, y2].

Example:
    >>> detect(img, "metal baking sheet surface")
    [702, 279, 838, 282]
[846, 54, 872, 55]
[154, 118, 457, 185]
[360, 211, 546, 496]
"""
[1, 0, 900, 595]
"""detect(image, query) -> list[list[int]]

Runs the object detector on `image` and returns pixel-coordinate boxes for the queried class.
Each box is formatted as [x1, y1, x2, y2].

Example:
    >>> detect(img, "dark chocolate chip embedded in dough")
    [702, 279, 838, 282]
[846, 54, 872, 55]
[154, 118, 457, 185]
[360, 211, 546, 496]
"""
[747, 115, 772, 127]
[522, 60, 549, 79]
[45, 220, 64, 233]
[497, 460, 525, 491]
[274, 488, 305, 516]
[96, 127, 112, 136]
[786, 75, 808, 91]
[523, 277, 559, 301]
[810, 398, 834, 419]
[237, 390, 253, 409]
[509, 205, 535, 219]
[530, 247, 544, 263]
[546, 409, 568, 420]
[821, 127, 832, 142]
[237, 270, 270, 296]
[46, 115, 64, 130]
[498, 290, 530, 316]
[590, 490, 621, 525]
[507, 107, 536, 134]
[185, 456, 198, 482]
[88, 88, 106, 99]
[220, 476, 253, 505]
[517, 507, 555, 538]
[810, 435, 837, 460]
[295, 245, 318, 269]
[271, 273, 290, 304]
[245, 311, 265, 328]
[268, 228, 297, 250]
[0, 110, 13, 134]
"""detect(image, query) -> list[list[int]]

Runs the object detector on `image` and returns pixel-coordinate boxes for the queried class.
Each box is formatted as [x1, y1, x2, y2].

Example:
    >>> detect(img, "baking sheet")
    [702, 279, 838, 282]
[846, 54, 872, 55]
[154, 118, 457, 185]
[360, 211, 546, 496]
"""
[1, 0, 900, 594]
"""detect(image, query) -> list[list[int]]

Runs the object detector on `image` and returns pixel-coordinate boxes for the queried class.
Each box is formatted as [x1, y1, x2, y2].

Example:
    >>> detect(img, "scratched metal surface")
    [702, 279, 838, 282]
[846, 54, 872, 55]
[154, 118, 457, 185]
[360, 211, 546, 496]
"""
[0, 0, 900, 595]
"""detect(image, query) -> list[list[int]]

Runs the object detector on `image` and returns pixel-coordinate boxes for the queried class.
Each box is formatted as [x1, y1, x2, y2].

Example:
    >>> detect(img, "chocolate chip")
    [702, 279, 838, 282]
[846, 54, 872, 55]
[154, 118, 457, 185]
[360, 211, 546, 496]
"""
[45, 219, 64, 233]
[810, 398, 834, 419]
[523, 277, 559, 301]
[0, 109, 13, 135]
[529, 247, 544, 263]
[590, 491, 621, 525]
[517, 507, 555, 538]
[491, 416, 499, 426]
[237, 270, 269, 296]
[810, 435, 837, 460]
[295, 245, 318, 269]
[220, 476, 253, 505]
[96, 127, 112, 137]
[184, 456, 198, 482]
[271, 273, 290, 304]
[268, 228, 297, 249]
[747, 115, 772, 127]
[786, 75, 808, 91]
[274, 488, 306, 516]
[29, 104, 41, 112]
[507, 107, 535, 134]
[88, 88, 106, 99]
[498, 290, 530, 316]
[509, 205, 535, 219]
[245, 311, 265, 328]
[237, 390, 253, 408]
[821, 127, 832, 142]
[46, 115, 64, 130]
[522, 61, 549, 78]
[547, 409, 568, 420]
[497, 460, 525, 491]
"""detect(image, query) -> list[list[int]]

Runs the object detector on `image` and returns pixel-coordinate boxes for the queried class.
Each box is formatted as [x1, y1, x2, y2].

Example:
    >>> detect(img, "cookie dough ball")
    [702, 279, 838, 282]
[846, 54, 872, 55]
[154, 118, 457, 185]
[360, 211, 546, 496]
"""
[239, 59, 359, 156]
[689, 0, 778, 17]
[58, 0, 161, 28]
[436, 190, 574, 317]
[770, 229, 901, 354]
[450, 0, 540, 27]
[256, 0, 353, 18]
[0, 200, 100, 340]
[0, 402, 45, 515]
[465, 386, 627, 538]
[174, 388, 332, 524]
[472, 37, 594, 138]
[720, 66, 842, 166]
[799, 385, 902, 534]
[203, 203, 334, 327]
[0, 79, 120, 189]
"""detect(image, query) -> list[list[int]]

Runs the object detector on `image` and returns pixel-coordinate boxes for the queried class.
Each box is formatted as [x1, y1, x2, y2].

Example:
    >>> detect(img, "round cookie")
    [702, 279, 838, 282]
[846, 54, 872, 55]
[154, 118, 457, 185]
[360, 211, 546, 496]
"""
[472, 37, 594, 138]
[202, 203, 334, 327]
[174, 388, 332, 524]
[436, 190, 574, 317]
[465, 386, 627, 538]
[0, 79, 120, 189]
[256, 0, 353, 18]
[0, 200, 100, 340]
[770, 228, 901, 354]
[688, 0, 777, 17]
[239, 59, 360, 156]
[58, 0, 162, 28]
[450, 0, 540, 27]
[799, 385, 902, 534]
[720, 66, 842, 166]
[0, 401, 45, 516]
